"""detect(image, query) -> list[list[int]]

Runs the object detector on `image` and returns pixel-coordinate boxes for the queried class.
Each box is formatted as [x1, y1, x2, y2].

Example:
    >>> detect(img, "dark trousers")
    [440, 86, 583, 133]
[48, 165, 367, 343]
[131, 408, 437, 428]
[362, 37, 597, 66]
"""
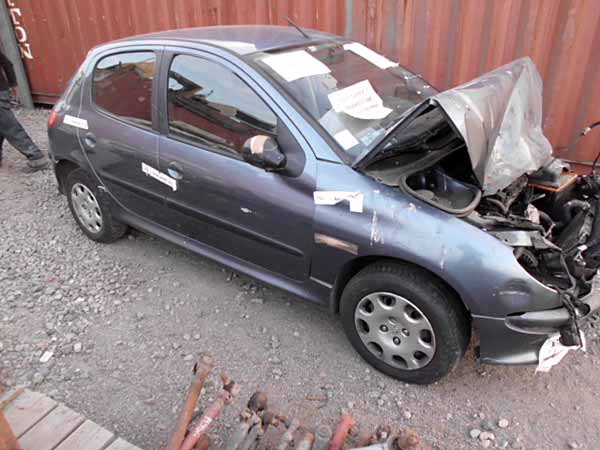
[0, 90, 43, 161]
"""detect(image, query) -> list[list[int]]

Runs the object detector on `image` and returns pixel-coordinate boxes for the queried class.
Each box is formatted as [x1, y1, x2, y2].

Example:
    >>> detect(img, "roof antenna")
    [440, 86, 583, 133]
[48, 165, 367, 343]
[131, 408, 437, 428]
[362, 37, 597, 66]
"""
[286, 17, 311, 39]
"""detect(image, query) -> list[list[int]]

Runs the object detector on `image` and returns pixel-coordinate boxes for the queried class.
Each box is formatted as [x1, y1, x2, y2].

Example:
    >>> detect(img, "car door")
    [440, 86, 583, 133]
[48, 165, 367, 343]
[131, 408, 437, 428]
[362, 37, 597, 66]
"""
[78, 47, 171, 224]
[157, 49, 316, 280]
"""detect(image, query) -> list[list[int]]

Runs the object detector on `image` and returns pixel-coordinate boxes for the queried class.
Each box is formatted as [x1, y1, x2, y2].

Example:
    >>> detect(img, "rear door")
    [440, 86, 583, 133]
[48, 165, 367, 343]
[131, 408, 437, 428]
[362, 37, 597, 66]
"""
[78, 47, 171, 224]
[157, 49, 316, 280]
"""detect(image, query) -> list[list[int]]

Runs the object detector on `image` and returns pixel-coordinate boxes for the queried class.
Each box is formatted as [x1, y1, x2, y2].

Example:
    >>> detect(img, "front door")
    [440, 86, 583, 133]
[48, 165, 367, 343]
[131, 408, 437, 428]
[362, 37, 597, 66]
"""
[79, 48, 171, 224]
[157, 51, 316, 280]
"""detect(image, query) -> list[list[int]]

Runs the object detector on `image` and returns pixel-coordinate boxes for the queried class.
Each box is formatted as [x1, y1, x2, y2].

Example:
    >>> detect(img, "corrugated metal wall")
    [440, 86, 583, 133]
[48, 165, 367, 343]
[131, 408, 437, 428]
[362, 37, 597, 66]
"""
[6, 0, 600, 166]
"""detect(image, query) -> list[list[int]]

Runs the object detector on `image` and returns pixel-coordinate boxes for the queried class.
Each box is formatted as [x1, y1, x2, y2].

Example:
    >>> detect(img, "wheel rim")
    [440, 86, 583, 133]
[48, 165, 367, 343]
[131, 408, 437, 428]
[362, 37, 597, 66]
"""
[71, 182, 103, 234]
[354, 292, 436, 370]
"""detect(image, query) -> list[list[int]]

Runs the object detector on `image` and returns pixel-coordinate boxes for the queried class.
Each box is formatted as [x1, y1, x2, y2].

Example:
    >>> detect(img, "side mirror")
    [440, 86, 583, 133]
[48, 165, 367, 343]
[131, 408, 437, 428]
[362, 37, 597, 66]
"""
[242, 135, 286, 171]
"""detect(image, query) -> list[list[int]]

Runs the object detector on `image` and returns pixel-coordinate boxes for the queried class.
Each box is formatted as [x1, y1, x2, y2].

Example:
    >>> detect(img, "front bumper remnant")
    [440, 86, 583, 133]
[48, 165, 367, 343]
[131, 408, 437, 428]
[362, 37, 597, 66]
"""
[476, 278, 600, 366]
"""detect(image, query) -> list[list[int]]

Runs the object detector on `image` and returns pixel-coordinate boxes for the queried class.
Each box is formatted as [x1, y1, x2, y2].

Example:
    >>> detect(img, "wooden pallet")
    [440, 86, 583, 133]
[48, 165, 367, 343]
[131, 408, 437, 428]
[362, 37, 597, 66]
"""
[0, 388, 142, 450]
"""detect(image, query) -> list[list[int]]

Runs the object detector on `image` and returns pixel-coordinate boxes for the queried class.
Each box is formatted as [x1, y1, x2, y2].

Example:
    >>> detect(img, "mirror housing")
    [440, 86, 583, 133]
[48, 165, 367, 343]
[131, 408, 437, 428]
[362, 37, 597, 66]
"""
[242, 135, 286, 171]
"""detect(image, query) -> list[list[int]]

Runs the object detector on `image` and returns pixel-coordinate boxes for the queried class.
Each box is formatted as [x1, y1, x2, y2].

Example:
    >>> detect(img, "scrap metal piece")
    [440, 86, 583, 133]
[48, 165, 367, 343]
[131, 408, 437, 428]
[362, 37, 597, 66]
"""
[225, 392, 269, 450]
[348, 431, 420, 450]
[181, 375, 241, 450]
[165, 360, 214, 450]
[277, 418, 301, 450]
[295, 430, 315, 450]
[327, 413, 354, 450]
[193, 434, 211, 450]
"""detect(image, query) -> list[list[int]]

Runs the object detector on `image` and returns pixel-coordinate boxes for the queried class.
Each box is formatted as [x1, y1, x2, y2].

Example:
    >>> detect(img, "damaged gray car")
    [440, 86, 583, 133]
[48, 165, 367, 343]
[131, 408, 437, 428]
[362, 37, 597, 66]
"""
[47, 26, 600, 384]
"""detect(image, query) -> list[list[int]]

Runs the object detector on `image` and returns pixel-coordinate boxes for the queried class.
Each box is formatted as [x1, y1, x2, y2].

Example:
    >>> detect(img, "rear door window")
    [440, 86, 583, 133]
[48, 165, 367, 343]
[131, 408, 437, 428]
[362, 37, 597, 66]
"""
[92, 51, 156, 128]
[166, 54, 277, 156]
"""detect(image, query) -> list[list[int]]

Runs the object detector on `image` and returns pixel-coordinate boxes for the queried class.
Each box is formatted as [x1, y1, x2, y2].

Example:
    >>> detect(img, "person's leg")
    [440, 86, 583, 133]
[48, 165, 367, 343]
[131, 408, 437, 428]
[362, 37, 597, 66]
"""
[0, 90, 46, 170]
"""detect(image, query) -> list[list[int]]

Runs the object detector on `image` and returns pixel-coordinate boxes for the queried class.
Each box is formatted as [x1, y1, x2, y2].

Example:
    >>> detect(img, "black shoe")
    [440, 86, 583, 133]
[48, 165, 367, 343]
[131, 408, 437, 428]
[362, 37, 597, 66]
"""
[22, 158, 49, 173]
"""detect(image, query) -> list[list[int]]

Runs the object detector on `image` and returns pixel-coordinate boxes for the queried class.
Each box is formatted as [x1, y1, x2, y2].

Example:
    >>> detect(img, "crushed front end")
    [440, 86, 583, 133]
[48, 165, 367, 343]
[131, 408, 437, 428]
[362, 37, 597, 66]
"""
[471, 161, 600, 356]
[360, 57, 600, 368]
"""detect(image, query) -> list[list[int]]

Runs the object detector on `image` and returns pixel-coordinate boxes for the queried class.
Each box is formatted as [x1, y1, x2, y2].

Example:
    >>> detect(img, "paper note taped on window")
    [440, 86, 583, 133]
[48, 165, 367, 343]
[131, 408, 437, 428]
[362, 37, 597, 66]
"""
[328, 80, 392, 120]
[262, 50, 330, 82]
[343, 42, 398, 69]
[334, 129, 359, 150]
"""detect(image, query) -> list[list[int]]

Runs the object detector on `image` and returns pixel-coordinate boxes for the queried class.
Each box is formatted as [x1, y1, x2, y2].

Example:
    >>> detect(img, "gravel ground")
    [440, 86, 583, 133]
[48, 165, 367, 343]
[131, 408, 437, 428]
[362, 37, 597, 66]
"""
[1, 109, 600, 450]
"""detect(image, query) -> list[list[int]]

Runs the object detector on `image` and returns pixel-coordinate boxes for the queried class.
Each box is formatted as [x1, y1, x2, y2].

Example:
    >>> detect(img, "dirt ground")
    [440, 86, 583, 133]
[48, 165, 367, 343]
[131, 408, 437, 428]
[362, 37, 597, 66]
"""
[1, 109, 599, 450]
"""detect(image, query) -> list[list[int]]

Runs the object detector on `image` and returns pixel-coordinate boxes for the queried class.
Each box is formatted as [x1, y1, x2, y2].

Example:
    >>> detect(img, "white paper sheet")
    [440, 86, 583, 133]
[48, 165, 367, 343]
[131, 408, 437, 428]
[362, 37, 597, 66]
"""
[328, 80, 392, 120]
[262, 50, 330, 82]
[536, 332, 585, 373]
[333, 129, 359, 150]
[343, 42, 398, 69]
[314, 191, 364, 213]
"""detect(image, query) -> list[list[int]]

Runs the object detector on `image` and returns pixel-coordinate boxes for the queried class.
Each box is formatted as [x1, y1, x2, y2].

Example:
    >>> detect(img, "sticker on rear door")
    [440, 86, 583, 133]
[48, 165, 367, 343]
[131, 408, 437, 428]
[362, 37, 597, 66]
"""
[141, 162, 178, 192]
[63, 114, 89, 130]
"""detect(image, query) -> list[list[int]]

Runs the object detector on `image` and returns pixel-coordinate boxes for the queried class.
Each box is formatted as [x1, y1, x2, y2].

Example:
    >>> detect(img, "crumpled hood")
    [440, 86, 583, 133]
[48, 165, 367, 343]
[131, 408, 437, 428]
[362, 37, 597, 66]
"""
[360, 57, 553, 195]
[433, 57, 552, 195]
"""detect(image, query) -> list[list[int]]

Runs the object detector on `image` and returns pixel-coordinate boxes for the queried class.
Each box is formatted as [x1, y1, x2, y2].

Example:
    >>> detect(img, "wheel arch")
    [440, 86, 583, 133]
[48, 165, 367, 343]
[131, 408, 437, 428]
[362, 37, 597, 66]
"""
[54, 159, 81, 194]
[329, 255, 470, 318]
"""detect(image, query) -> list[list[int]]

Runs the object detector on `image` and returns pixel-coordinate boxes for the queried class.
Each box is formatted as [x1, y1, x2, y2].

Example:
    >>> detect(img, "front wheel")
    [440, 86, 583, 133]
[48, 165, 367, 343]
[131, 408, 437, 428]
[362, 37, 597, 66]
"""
[340, 262, 470, 384]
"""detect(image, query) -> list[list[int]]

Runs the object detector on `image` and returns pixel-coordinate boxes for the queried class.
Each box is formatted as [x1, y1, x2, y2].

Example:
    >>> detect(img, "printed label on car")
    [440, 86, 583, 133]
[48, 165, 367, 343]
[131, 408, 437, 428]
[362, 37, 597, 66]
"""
[141, 162, 177, 191]
[63, 114, 89, 130]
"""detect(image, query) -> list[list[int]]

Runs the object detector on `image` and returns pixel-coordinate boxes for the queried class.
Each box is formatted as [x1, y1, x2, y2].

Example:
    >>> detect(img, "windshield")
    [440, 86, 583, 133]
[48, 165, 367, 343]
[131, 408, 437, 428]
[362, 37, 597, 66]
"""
[252, 41, 436, 163]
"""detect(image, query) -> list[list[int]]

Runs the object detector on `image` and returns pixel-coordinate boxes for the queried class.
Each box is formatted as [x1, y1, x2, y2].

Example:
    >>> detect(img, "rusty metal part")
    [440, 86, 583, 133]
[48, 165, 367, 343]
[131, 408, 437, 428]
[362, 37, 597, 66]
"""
[247, 391, 268, 412]
[193, 434, 211, 450]
[0, 410, 23, 450]
[396, 430, 420, 450]
[327, 413, 354, 450]
[224, 409, 262, 450]
[295, 430, 315, 450]
[348, 431, 420, 450]
[180, 375, 241, 450]
[276, 418, 301, 450]
[165, 360, 213, 450]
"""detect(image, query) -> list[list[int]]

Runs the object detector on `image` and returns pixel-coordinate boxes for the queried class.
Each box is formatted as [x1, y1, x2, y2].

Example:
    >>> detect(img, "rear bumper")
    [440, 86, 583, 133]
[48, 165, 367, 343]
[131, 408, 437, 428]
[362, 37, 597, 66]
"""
[475, 278, 600, 365]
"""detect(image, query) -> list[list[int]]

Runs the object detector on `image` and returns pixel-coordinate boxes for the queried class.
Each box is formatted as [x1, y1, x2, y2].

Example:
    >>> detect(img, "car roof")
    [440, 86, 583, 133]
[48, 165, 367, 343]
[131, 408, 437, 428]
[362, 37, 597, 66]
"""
[113, 25, 341, 55]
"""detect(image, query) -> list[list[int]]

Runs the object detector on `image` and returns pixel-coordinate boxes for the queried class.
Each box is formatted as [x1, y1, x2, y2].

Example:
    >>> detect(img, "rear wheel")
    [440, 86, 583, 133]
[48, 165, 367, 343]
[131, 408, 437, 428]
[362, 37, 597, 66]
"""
[66, 169, 126, 243]
[340, 261, 470, 384]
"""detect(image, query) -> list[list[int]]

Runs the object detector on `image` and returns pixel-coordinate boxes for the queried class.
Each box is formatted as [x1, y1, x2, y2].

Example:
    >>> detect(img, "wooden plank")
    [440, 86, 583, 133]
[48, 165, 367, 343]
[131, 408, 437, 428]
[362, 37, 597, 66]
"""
[3, 390, 57, 438]
[19, 404, 84, 450]
[105, 437, 143, 450]
[54, 419, 114, 450]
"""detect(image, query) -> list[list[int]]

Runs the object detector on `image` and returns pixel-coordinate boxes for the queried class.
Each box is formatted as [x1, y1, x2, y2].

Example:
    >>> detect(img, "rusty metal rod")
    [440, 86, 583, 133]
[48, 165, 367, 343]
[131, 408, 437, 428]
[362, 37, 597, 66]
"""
[0, 410, 23, 450]
[180, 376, 240, 450]
[165, 360, 213, 450]
[295, 430, 315, 450]
[327, 413, 354, 450]
[277, 418, 300, 450]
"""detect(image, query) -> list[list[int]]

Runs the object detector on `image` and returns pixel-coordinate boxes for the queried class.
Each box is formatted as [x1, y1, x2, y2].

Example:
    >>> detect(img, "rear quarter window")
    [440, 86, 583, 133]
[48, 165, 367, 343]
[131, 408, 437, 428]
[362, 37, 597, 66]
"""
[92, 51, 155, 128]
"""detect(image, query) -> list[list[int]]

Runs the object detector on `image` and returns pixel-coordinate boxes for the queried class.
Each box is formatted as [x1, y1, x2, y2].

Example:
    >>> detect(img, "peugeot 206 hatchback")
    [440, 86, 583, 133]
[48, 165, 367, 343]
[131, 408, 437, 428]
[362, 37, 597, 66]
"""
[47, 25, 600, 384]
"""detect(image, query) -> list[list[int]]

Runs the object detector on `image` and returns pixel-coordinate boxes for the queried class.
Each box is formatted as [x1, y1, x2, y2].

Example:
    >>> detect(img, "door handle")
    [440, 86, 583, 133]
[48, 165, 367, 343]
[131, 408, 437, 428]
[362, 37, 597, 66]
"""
[84, 132, 97, 148]
[167, 161, 184, 180]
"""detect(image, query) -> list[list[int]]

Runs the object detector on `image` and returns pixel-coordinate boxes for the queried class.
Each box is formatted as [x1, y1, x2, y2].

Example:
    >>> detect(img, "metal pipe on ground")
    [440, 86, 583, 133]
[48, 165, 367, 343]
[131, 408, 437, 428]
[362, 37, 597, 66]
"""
[327, 413, 354, 450]
[295, 430, 315, 450]
[277, 418, 300, 450]
[0, 1, 33, 109]
[0, 410, 23, 450]
[180, 375, 241, 450]
[165, 359, 214, 450]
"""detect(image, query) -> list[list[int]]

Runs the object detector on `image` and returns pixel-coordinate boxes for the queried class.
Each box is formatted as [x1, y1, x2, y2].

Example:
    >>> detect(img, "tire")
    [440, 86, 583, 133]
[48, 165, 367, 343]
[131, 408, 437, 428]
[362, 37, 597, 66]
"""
[340, 261, 470, 384]
[65, 168, 127, 243]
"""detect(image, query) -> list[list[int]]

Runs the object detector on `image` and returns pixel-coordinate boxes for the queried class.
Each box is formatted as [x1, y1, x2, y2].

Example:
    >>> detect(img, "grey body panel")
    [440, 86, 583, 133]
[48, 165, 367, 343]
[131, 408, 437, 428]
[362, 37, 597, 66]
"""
[47, 26, 570, 368]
